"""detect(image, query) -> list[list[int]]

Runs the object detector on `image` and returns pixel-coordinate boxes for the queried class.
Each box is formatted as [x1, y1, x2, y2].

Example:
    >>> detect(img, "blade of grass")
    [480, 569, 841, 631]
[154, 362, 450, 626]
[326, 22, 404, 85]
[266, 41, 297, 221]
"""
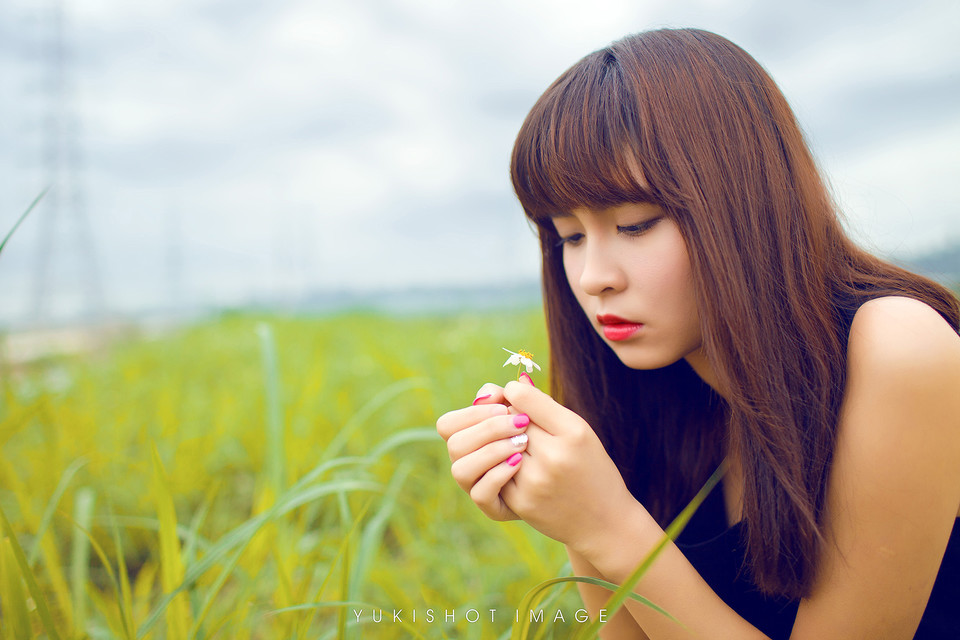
[0, 535, 32, 640]
[28, 458, 88, 566]
[138, 478, 383, 638]
[94, 515, 212, 554]
[108, 500, 137, 640]
[572, 462, 726, 640]
[365, 427, 439, 460]
[186, 531, 256, 639]
[151, 444, 191, 640]
[510, 576, 673, 640]
[65, 514, 136, 640]
[132, 561, 158, 624]
[0, 501, 63, 640]
[289, 424, 435, 499]
[335, 489, 354, 640]
[348, 461, 413, 599]
[0, 187, 48, 256]
[182, 481, 220, 568]
[297, 498, 374, 639]
[319, 378, 430, 463]
[70, 487, 96, 634]
[138, 409, 426, 638]
[256, 323, 285, 496]
[339, 526, 352, 640]
[2, 458, 75, 628]
[530, 578, 572, 640]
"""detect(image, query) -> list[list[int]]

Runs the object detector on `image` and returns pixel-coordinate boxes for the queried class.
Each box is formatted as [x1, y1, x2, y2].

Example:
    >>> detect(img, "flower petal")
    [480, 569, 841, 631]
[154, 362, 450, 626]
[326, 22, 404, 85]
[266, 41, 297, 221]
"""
[501, 347, 538, 372]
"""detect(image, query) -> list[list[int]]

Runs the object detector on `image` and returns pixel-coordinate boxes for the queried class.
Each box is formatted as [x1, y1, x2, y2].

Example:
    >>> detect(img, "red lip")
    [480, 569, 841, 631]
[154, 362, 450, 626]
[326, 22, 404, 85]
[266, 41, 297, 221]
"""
[597, 314, 643, 341]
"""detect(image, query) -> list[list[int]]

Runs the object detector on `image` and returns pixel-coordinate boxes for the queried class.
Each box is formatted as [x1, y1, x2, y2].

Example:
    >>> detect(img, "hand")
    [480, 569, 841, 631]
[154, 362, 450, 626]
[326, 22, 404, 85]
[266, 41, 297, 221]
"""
[436, 383, 531, 521]
[499, 380, 639, 554]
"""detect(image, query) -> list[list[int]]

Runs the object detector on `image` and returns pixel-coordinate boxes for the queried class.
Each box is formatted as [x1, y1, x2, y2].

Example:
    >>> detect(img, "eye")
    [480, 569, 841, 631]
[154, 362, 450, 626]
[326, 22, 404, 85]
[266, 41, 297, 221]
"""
[617, 217, 662, 237]
[555, 233, 584, 248]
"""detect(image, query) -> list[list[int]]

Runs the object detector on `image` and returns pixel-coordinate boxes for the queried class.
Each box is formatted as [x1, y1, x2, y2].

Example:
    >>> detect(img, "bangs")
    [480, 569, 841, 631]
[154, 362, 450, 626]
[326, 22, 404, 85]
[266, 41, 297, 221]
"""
[510, 48, 658, 227]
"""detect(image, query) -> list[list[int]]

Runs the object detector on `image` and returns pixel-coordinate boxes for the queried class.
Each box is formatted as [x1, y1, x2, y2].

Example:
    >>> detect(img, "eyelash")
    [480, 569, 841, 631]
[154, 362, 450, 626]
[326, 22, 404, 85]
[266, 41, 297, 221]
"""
[555, 217, 662, 247]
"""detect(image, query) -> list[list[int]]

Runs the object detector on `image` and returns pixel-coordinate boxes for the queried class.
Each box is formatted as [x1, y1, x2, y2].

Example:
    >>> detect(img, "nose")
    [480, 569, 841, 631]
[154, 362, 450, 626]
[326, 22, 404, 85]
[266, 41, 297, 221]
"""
[578, 239, 626, 296]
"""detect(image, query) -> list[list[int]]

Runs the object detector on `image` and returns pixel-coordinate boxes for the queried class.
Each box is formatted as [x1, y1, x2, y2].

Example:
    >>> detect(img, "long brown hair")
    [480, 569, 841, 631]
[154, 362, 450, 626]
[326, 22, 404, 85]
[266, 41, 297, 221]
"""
[510, 28, 960, 598]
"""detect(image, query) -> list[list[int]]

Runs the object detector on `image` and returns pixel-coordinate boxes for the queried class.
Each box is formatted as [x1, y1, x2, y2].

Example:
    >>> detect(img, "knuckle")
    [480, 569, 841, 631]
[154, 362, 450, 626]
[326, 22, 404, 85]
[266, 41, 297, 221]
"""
[468, 482, 487, 504]
[503, 380, 524, 396]
[470, 484, 498, 514]
[568, 428, 589, 449]
[449, 459, 473, 488]
[477, 382, 502, 396]
[445, 431, 464, 459]
[436, 412, 457, 439]
[504, 380, 536, 405]
[524, 467, 553, 497]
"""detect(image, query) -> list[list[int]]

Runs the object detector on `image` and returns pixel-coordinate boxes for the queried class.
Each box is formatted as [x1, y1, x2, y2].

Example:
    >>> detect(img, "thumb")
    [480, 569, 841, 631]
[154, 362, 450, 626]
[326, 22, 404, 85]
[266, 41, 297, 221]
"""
[503, 380, 581, 437]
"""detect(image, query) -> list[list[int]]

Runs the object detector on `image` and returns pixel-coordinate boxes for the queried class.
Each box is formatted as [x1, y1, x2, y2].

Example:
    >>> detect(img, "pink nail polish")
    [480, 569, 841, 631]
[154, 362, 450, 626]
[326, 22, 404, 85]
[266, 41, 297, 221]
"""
[519, 372, 536, 387]
[507, 452, 522, 466]
[472, 394, 492, 406]
[513, 414, 529, 428]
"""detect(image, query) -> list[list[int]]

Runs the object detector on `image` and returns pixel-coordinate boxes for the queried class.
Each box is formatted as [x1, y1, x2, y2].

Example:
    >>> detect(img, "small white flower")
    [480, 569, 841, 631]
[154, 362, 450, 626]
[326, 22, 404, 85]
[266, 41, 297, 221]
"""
[502, 348, 541, 373]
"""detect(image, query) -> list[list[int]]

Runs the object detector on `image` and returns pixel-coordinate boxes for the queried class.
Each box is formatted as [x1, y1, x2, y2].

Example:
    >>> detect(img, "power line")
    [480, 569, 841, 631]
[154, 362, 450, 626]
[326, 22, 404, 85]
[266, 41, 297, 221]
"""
[29, 0, 104, 325]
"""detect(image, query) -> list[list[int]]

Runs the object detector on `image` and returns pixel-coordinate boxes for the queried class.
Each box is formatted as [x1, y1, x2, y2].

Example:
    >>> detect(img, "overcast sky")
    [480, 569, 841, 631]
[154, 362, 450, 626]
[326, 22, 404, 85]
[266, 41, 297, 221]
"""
[1, 0, 958, 327]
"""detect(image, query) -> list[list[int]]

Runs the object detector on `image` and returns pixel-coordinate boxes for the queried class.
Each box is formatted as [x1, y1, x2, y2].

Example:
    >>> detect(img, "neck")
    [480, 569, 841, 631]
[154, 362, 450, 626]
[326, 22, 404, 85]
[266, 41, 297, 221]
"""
[684, 347, 727, 399]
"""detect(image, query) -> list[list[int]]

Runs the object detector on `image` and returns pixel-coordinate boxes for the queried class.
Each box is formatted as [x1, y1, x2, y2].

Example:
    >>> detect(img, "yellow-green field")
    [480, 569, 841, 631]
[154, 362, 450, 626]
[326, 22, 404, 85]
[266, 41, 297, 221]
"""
[0, 310, 595, 639]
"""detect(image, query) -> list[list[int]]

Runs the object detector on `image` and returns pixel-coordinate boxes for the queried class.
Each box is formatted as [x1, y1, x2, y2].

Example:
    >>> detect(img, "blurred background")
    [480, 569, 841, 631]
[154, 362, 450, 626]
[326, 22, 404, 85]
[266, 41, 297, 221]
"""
[1, 0, 958, 330]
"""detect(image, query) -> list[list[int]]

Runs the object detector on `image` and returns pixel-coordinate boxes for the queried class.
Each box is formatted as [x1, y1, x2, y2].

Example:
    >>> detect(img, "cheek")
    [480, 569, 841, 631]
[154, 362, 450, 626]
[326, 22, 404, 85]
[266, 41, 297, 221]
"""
[668, 251, 701, 339]
[647, 235, 699, 321]
[562, 251, 583, 294]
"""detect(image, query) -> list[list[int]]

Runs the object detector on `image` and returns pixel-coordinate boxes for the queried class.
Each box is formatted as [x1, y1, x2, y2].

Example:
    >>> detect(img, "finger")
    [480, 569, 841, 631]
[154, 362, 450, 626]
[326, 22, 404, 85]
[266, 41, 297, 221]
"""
[450, 435, 529, 494]
[499, 470, 522, 514]
[503, 381, 580, 436]
[469, 454, 524, 521]
[447, 412, 531, 461]
[471, 383, 507, 406]
[436, 402, 508, 441]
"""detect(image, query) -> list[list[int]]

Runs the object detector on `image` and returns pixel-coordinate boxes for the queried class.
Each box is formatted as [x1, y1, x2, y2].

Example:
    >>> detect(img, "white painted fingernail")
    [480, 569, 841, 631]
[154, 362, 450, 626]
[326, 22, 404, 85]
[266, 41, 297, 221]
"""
[510, 433, 528, 447]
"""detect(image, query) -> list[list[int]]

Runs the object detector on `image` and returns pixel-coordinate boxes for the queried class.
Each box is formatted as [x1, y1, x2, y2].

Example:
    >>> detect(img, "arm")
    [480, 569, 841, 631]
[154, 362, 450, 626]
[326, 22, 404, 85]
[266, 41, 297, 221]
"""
[567, 546, 649, 640]
[501, 297, 960, 639]
[499, 382, 768, 639]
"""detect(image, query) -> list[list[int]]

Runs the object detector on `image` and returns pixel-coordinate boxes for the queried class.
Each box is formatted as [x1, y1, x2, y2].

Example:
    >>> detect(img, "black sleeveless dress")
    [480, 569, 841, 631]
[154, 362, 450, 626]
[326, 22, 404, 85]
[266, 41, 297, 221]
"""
[669, 297, 960, 638]
[675, 481, 960, 639]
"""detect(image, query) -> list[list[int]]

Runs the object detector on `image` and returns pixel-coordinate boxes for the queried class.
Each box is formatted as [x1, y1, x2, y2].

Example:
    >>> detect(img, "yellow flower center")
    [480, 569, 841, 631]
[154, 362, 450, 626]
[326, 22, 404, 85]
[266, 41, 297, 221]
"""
[518, 350, 534, 360]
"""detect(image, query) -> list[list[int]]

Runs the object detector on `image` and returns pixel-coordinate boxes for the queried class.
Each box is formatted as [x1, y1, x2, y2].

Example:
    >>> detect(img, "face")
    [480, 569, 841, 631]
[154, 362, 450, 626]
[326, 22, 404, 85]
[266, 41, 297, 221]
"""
[552, 202, 706, 373]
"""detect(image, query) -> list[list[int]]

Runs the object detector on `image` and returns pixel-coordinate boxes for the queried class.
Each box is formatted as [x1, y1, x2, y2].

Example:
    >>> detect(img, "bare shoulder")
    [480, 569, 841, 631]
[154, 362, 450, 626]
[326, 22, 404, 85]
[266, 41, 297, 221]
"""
[839, 293, 960, 502]
[847, 295, 960, 390]
[794, 296, 960, 635]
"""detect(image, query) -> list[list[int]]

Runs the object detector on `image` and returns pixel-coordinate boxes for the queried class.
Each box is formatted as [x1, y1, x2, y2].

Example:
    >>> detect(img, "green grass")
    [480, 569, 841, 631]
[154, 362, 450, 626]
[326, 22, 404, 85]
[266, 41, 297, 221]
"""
[0, 309, 602, 639]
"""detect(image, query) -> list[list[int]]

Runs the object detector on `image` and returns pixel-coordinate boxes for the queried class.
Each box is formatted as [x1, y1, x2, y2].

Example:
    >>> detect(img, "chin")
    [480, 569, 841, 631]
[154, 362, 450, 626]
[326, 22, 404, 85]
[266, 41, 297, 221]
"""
[607, 345, 683, 371]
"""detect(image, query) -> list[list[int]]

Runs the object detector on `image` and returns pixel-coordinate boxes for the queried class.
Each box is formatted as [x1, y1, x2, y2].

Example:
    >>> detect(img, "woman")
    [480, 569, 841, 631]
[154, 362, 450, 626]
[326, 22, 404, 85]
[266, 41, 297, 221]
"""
[436, 28, 960, 639]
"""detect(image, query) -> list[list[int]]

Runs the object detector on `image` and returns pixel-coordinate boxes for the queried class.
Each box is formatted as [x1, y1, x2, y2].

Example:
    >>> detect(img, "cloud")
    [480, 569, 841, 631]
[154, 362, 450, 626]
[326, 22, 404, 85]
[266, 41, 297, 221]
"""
[1, 0, 958, 326]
